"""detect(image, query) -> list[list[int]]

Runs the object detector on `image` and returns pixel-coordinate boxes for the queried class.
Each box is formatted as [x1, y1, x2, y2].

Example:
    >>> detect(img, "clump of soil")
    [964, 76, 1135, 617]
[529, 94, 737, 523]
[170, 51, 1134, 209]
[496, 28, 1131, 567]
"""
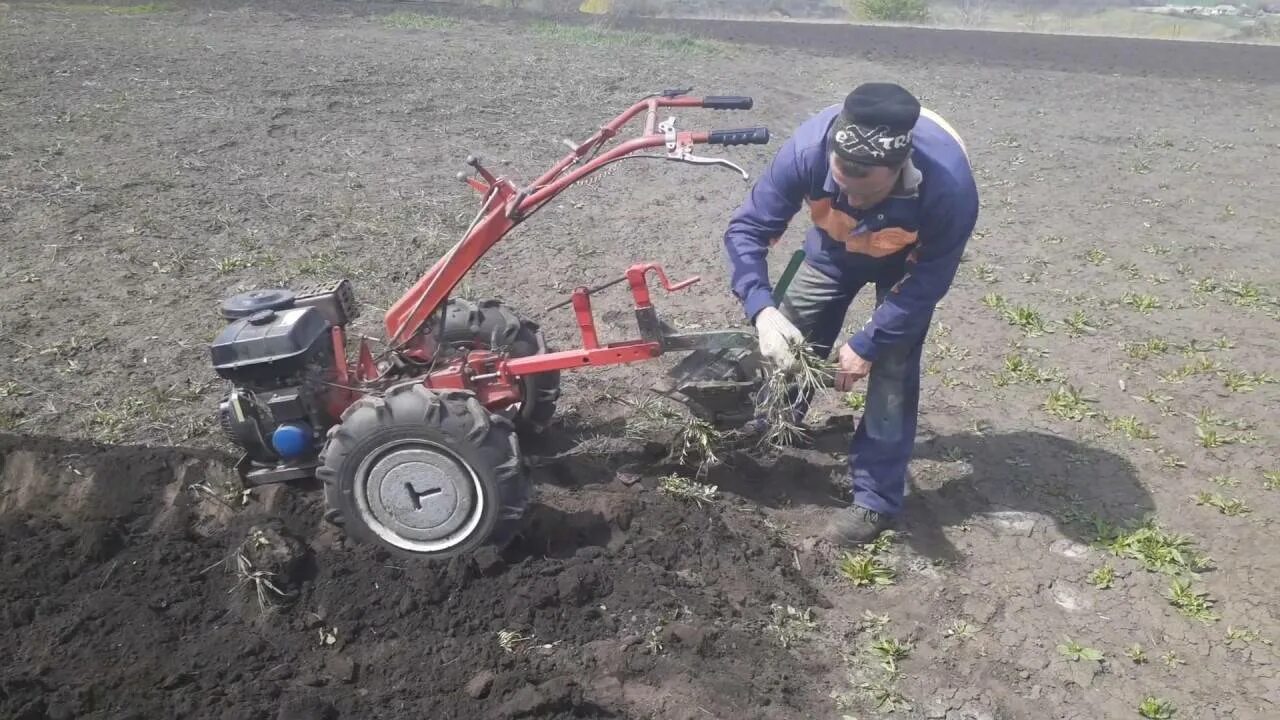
[0, 433, 832, 720]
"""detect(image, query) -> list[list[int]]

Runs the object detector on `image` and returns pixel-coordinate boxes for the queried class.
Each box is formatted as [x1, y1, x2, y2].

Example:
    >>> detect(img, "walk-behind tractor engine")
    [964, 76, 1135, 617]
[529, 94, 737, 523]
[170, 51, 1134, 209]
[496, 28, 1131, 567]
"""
[208, 90, 773, 560]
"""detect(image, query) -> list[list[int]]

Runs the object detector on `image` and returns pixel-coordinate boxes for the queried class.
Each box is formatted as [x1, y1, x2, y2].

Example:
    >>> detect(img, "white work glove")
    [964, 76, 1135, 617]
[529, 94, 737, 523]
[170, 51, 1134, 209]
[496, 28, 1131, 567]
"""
[754, 306, 805, 372]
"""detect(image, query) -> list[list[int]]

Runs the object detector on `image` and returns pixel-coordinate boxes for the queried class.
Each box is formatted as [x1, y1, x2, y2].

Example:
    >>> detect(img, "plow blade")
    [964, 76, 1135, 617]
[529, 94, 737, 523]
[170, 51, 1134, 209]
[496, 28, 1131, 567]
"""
[651, 344, 766, 426]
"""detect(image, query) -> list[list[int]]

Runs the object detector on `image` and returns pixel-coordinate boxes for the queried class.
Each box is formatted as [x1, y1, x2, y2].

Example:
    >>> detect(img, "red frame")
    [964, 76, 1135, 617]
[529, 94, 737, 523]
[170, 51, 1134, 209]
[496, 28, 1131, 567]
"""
[354, 94, 745, 413]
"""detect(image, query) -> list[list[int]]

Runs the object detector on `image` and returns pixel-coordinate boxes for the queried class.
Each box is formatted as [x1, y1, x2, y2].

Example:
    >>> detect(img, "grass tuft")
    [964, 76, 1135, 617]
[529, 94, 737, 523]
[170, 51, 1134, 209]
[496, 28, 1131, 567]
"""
[529, 20, 721, 54]
[47, 2, 169, 14]
[1124, 338, 1170, 360]
[1088, 563, 1115, 589]
[658, 474, 718, 505]
[381, 10, 458, 30]
[756, 338, 834, 450]
[1107, 414, 1156, 440]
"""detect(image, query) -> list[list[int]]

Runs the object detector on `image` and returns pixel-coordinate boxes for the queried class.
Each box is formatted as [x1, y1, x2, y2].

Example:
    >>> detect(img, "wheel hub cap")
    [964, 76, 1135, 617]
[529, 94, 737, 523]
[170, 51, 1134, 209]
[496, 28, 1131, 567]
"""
[359, 441, 483, 552]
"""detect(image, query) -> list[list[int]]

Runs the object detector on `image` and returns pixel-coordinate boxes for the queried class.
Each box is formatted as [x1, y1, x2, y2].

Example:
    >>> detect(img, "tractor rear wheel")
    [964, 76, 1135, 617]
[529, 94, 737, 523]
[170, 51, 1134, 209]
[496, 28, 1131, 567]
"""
[318, 383, 527, 559]
[436, 298, 560, 434]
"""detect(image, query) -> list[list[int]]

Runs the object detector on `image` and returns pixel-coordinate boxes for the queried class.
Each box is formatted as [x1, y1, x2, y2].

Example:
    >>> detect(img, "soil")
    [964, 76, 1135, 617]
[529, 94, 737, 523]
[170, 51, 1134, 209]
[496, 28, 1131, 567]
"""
[3, 2, 1280, 719]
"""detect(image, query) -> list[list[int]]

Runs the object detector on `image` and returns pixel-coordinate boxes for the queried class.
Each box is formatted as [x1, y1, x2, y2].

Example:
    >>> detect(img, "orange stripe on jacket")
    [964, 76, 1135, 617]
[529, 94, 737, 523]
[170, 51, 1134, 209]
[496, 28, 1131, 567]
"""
[808, 198, 918, 258]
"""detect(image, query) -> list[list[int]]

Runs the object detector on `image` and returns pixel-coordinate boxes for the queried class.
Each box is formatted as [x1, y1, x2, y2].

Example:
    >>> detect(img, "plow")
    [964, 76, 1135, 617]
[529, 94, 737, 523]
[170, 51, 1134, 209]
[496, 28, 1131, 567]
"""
[208, 89, 786, 559]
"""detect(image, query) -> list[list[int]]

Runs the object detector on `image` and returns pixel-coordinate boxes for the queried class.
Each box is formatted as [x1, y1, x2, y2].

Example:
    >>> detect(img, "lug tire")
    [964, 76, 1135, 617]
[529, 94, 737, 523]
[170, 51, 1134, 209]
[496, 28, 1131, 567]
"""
[437, 298, 560, 434]
[318, 383, 528, 560]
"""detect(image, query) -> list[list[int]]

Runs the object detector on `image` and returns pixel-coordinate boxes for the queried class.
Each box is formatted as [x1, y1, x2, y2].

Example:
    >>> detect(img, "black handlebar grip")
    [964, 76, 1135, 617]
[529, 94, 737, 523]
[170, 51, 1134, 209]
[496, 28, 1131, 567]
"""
[702, 96, 753, 110]
[707, 127, 770, 146]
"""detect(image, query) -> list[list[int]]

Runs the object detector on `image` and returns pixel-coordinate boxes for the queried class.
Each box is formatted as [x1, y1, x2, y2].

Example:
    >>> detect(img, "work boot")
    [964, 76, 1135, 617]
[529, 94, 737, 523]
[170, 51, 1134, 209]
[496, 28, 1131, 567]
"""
[825, 505, 896, 547]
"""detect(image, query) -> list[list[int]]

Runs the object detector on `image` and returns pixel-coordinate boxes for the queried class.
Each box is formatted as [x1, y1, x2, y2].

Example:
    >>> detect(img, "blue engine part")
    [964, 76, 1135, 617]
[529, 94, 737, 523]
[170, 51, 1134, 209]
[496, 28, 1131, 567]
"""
[271, 422, 313, 458]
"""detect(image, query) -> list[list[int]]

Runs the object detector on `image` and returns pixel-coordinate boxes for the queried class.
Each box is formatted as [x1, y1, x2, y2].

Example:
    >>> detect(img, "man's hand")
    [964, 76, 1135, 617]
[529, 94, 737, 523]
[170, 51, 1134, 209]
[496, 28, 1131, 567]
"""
[754, 306, 805, 372]
[835, 343, 872, 391]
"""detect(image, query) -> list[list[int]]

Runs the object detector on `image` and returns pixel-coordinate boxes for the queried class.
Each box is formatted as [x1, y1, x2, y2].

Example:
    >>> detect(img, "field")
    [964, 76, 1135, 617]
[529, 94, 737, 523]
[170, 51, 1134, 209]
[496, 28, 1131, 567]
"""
[2, 2, 1280, 719]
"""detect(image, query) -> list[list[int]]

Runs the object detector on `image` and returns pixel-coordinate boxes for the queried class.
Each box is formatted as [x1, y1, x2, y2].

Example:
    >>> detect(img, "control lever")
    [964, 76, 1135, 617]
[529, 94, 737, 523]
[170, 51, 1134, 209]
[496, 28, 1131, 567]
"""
[657, 116, 750, 181]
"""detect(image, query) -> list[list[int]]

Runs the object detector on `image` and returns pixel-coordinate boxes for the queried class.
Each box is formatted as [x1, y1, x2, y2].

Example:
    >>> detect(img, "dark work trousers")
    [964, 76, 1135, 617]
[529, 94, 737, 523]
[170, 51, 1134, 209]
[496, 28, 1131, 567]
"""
[768, 260, 930, 516]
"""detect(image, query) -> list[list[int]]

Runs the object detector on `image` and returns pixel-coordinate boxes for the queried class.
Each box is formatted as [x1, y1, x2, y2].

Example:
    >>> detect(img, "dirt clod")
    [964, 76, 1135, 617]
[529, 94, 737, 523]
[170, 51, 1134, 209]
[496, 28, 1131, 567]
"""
[276, 695, 338, 720]
[465, 670, 497, 699]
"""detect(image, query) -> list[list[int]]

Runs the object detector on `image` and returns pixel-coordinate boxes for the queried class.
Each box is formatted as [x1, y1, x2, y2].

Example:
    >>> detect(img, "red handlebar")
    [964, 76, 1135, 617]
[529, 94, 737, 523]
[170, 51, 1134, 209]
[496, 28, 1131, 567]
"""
[385, 92, 762, 347]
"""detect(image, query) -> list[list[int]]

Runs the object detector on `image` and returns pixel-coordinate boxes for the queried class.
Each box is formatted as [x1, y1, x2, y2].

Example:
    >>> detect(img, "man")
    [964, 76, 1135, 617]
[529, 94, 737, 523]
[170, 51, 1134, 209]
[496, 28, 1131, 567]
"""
[722, 82, 978, 545]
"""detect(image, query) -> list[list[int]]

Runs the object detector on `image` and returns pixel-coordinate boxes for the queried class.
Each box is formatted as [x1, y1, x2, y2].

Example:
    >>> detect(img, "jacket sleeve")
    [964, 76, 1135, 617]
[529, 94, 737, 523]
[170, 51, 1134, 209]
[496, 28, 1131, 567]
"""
[722, 134, 810, 322]
[848, 187, 978, 361]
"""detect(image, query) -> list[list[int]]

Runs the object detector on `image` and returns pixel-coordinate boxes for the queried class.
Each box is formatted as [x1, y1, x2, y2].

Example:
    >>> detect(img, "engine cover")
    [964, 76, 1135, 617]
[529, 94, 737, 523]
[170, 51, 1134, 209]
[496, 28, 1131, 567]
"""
[210, 306, 332, 386]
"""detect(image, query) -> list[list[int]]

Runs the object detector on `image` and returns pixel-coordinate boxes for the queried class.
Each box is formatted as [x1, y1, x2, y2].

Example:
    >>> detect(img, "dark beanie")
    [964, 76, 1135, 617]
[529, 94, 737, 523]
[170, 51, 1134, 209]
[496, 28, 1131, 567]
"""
[830, 82, 921, 167]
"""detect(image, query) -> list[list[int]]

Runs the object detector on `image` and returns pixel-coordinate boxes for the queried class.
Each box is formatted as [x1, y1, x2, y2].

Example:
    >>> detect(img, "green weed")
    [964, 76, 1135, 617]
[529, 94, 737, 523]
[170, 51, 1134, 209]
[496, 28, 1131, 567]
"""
[1088, 564, 1115, 589]
[1138, 697, 1177, 719]
[839, 551, 895, 587]
[1191, 277, 1220, 294]
[1223, 280, 1262, 307]
[1117, 262, 1142, 280]
[994, 352, 1063, 386]
[1264, 471, 1280, 491]
[1057, 638, 1104, 662]
[1126, 644, 1148, 664]
[1123, 292, 1163, 313]
[1159, 356, 1222, 383]
[1098, 519, 1210, 575]
[844, 391, 867, 411]
[943, 620, 977, 640]
[1194, 424, 1235, 449]
[212, 255, 253, 274]
[1125, 338, 1170, 360]
[981, 292, 1008, 310]
[1107, 415, 1156, 440]
[838, 533, 897, 588]
[1166, 577, 1219, 622]
[973, 263, 999, 283]
[1225, 626, 1264, 645]
[1061, 309, 1097, 337]
[1002, 305, 1049, 336]
[1222, 370, 1276, 392]
[1085, 248, 1110, 265]
[870, 636, 913, 674]
[295, 250, 343, 277]
[1161, 650, 1185, 667]
[1193, 492, 1250, 516]
[1208, 475, 1239, 488]
[1044, 385, 1096, 421]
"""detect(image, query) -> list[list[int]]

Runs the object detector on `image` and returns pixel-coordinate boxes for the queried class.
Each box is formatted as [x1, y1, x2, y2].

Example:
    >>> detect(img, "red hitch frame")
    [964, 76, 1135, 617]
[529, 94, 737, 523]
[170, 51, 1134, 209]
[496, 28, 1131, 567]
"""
[357, 91, 768, 413]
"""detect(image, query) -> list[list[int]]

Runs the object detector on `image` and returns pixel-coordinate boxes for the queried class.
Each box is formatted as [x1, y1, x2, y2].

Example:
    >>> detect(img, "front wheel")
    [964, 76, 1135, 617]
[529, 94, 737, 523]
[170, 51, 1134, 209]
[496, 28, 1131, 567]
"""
[317, 383, 528, 559]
